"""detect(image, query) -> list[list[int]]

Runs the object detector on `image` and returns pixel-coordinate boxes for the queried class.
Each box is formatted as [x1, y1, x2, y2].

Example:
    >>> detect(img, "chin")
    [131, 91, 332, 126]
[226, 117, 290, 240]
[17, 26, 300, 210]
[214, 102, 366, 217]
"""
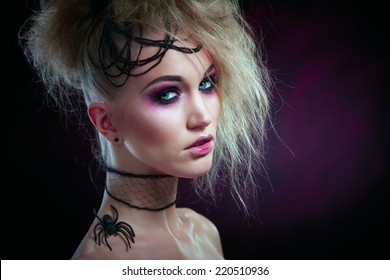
[179, 160, 213, 178]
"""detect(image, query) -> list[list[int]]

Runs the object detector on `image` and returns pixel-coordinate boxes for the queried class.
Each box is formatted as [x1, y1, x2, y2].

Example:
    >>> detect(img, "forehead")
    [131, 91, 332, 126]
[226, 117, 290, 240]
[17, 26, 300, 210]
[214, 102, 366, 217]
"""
[122, 45, 213, 93]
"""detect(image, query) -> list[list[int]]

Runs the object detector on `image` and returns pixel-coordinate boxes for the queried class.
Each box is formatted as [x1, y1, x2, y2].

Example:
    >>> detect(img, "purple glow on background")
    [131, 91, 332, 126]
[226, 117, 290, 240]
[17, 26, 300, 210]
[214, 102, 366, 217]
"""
[184, 1, 389, 259]
[6, 1, 389, 259]
[264, 16, 385, 224]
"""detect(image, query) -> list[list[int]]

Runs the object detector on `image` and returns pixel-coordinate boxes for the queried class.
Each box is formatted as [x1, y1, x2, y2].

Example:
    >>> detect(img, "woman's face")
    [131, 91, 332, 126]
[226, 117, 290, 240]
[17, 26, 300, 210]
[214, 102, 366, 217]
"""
[110, 39, 221, 178]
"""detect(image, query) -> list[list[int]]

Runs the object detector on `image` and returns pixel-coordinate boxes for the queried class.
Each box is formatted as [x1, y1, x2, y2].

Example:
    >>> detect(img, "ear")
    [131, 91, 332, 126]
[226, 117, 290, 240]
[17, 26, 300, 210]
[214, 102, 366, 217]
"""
[88, 102, 119, 143]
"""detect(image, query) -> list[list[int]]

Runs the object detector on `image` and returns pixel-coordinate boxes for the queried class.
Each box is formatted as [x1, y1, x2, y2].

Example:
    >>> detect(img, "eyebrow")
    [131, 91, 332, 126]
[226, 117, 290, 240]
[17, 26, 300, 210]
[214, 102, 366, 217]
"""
[203, 64, 216, 78]
[141, 64, 215, 91]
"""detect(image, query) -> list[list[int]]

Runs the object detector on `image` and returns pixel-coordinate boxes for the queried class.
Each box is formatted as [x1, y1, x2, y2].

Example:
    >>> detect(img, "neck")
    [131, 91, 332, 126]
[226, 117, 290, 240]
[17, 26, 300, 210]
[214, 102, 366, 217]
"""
[104, 170, 178, 212]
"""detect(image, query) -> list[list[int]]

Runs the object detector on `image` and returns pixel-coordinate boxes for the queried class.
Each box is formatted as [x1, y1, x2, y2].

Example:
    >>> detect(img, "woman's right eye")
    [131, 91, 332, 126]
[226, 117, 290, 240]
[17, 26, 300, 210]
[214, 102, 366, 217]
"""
[154, 88, 180, 105]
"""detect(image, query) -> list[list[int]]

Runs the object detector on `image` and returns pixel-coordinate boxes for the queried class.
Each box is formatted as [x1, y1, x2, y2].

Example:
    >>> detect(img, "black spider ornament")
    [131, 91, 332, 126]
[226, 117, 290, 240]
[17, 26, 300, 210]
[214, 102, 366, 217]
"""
[93, 204, 135, 251]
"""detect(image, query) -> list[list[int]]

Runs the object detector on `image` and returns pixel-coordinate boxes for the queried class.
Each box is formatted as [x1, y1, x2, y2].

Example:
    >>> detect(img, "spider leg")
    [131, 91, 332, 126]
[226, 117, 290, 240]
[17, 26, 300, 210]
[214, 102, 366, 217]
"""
[93, 223, 101, 242]
[117, 222, 136, 242]
[110, 204, 119, 224]
[93, 208, 104, 223]
[97, 230, 105, 245]
[117, 228, 135, 248]
[104, 234, 113, 251]
[117, 221, 135, 236]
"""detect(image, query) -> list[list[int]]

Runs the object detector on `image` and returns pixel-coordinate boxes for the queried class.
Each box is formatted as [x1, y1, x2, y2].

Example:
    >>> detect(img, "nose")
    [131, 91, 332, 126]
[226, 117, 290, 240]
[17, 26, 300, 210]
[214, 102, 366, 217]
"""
[186, 93, 212, 129]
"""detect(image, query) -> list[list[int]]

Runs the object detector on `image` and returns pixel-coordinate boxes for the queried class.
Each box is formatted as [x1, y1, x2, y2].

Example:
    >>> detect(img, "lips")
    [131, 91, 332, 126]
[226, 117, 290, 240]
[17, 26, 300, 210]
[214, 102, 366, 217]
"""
[186, 134, 213, 149]
[185, 134, 214, 156]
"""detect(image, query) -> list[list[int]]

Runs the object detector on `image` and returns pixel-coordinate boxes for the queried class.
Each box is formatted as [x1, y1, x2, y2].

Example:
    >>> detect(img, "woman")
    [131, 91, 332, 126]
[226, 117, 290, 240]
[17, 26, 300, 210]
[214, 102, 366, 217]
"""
[19, 0, 271, 259]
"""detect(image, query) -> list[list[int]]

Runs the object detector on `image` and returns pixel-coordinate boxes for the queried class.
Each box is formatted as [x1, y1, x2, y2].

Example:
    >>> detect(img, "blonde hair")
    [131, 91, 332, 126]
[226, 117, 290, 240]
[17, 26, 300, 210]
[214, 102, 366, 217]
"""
[19, 0, 272, 215]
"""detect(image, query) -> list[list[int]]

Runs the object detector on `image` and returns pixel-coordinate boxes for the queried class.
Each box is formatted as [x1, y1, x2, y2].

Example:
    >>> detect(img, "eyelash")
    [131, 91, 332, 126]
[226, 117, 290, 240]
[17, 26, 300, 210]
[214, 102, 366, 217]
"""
[153, 88, 180, 105]
[199, 75, 217, 93]
[153, 76, 217, 105]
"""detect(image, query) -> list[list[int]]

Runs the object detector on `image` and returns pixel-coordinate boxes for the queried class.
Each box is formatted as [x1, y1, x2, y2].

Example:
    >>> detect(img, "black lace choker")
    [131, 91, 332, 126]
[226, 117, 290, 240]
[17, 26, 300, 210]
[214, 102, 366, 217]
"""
[104, 165, 177, 212]
[104, 165, 171, 178]
[105, 188, 177, 211]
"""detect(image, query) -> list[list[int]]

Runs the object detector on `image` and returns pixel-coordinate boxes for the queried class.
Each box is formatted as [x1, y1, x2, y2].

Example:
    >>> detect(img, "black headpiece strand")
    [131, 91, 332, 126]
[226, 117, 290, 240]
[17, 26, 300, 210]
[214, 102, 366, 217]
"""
[87, 16, 202, 87]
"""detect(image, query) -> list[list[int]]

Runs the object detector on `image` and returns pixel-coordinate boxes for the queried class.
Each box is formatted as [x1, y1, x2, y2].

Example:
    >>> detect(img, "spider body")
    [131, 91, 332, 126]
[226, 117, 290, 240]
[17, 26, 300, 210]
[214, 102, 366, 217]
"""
[93, 204, 135, 251]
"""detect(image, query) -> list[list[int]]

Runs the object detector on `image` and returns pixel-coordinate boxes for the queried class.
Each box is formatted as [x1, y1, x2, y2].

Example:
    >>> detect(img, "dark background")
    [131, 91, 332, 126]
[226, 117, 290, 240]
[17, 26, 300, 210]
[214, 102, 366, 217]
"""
[6, 0, 389, 259]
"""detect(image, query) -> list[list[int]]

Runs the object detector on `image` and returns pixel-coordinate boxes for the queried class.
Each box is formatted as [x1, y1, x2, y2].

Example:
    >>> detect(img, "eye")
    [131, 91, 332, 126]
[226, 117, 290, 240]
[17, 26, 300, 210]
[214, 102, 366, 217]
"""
[199, 76, 216, 92]
[154, 88, 180, 104]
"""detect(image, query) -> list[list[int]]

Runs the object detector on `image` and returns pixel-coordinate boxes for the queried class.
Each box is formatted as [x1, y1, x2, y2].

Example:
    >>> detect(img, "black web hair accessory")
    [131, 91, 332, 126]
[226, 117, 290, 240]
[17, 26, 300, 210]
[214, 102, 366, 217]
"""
[87, 6, 202, 87]
[93, 204, 135, 251]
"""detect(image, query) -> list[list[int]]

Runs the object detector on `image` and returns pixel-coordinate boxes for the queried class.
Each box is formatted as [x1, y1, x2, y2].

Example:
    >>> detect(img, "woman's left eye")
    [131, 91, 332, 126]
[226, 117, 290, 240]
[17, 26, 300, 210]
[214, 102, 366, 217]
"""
[153, 88, 180, 105]
[198, 77, 215, 92]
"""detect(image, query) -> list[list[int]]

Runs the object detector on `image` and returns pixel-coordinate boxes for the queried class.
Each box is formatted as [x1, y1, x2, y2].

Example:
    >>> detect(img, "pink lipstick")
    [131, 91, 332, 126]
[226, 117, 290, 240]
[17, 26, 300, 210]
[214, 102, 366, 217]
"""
[185, 134, 213, 156]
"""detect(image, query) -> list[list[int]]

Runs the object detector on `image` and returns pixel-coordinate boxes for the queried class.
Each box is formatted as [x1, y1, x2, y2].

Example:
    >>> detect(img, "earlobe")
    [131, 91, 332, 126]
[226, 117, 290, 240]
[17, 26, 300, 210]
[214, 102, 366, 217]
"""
[88, 102, 119, 143]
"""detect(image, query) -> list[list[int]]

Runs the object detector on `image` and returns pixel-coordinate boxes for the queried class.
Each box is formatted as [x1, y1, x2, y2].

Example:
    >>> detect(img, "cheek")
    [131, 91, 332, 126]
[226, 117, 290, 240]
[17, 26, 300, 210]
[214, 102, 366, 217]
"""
[121, 102, 182, 147]
[207, 93, 221, 121]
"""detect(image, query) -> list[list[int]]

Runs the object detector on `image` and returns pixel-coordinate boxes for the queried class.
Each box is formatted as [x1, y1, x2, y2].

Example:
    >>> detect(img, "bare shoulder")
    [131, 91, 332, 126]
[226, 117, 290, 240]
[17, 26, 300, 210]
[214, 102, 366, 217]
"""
[179, 208, 218, 232]
[178, 208, 223, 255]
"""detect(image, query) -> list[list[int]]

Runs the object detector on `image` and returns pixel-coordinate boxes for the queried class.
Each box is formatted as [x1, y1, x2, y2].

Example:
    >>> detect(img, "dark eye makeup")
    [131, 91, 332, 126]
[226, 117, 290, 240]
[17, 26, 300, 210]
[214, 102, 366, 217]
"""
[199, 75, 217, 92]
[153, 87, 180, 104]
[149, 72, 217, 106]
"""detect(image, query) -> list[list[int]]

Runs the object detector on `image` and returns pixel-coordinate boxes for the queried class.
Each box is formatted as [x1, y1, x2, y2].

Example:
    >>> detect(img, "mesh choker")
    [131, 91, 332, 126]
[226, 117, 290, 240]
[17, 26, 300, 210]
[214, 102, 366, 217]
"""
[87, 14, 203, 87]
[104, 166, 178, 212]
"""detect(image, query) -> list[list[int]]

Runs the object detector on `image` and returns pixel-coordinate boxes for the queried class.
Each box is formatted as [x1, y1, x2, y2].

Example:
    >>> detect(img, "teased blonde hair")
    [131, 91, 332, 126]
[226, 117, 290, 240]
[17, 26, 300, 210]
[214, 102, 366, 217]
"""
[19, 0, 272, 215]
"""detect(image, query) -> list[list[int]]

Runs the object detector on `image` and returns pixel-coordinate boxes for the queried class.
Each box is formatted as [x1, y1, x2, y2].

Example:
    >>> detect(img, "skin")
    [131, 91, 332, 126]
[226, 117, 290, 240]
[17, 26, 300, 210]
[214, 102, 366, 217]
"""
[71, 33, 224, 259]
